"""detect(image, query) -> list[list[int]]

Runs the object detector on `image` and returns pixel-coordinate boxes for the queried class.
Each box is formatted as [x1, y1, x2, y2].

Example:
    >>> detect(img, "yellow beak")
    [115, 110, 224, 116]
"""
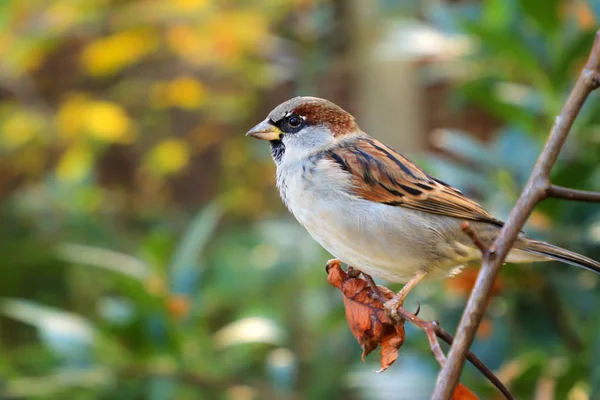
[246, 120, 281, 141]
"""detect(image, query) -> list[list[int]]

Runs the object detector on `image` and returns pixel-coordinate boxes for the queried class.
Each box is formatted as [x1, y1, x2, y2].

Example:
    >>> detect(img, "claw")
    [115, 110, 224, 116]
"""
[347, 265, 361, 278]
[325, 259, 341, 274]
[383, 295, 403, 322]
[414, 301, 421, 316]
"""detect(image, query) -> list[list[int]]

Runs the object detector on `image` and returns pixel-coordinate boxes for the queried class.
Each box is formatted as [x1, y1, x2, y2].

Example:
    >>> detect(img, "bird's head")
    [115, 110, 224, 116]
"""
[246, 97, 360, 163]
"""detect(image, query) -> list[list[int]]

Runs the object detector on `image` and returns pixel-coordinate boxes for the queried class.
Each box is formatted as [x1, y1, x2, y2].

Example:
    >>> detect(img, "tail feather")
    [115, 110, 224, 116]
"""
[521, 239, 600, 275]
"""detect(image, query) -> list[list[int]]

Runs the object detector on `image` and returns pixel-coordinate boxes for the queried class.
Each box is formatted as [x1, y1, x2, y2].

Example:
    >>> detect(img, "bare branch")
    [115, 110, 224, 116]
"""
[393, 298, 514, 399]
[433, 29, 600, 399]
[461, 222, 489, 254]
[359, 271, 513, 398]
[546, 184, 600, 203]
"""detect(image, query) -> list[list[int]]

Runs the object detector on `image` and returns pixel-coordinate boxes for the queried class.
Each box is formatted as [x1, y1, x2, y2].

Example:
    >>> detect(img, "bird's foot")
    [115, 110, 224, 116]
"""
[325, 259, 342, 274]
[383, 295, 405, 322]
[325, 259, 362, 277]
[347, 265, 362, 278]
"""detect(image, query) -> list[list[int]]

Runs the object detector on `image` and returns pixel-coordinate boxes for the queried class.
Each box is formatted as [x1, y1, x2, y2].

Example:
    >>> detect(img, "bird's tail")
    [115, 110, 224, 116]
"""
[516, 239, 600, 275]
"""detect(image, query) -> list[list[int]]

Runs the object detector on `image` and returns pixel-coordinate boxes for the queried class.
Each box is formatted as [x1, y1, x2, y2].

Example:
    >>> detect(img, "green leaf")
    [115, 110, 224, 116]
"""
[552, 30, 597, 87]
[0, 299, 95, 364]
[168, 203, 223, 295]
[56, 243, 150, 281]
[461, 22, 546, 86]
[518, 0, 561, 34]
[482, 0, 514, 30]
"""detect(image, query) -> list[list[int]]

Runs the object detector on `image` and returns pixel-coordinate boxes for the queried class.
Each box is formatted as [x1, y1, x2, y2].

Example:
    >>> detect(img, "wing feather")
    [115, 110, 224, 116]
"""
[325, 137, 503, 227]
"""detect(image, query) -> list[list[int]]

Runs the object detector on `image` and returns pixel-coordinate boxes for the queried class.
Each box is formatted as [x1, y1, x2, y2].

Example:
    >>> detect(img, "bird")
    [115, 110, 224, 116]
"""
[246, 96, 600, 309]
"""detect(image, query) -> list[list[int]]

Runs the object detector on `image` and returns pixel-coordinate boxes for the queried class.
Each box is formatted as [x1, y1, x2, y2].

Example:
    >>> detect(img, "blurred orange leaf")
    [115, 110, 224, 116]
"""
[451, 383, 479, 400]
[167, 294, 192, 320]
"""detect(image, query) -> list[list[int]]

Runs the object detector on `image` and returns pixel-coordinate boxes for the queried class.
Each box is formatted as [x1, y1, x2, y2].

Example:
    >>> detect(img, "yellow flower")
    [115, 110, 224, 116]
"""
[45, 2, 79, 32]
[150, 77, 207, 109]
[57, 97, 134, 143]
[84, 101, 133, 143]
[148, 139, 190, 175]
[166, 76, 207, 109]
[166, 25, 212, 65]
[172, 0, 209, 11]
[57, 94, 88, 141]
[205, 10, 269, 62]
[1, 111, 44, 149]
[56, 145, 93, 182]
[81, 28, 159, 76]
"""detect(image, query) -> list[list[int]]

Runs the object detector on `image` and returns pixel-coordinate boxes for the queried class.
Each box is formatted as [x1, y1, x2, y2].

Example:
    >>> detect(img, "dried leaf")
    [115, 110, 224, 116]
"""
[326, 260, 404, 372]
[451, 383, 479, 400]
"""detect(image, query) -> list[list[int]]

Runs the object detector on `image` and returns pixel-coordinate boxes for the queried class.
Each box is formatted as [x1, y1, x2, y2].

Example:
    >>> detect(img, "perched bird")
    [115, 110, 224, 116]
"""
[246, 96, 600, 308]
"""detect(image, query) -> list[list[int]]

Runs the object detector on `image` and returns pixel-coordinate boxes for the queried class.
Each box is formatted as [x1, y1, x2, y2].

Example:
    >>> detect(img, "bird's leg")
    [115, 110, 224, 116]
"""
[384, 270, 428, 321]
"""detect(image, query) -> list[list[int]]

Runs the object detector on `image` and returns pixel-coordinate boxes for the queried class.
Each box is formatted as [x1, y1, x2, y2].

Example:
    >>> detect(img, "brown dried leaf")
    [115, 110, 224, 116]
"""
[451, 383, 479, 400]
[326, 260, 405, 372]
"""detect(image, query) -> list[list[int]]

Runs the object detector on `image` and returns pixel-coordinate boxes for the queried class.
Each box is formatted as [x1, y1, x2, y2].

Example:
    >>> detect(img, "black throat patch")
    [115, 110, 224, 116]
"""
[270, 140, 285, 164]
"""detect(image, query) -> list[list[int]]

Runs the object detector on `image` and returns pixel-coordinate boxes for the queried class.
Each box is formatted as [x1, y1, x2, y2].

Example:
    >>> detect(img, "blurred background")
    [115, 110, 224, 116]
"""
[1, 0, 599, 399]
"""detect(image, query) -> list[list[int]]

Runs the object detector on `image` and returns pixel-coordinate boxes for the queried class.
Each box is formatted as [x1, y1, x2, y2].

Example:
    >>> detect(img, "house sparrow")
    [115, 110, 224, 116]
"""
[247, 96, 600, 306]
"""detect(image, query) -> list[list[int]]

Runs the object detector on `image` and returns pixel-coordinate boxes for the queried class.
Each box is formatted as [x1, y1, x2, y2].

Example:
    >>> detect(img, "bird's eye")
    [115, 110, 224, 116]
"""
[288, 115, 302, 127]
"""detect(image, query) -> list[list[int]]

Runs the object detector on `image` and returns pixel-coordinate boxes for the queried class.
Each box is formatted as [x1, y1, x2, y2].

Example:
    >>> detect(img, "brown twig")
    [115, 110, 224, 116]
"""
[394, 303, 514, 399]
[433, 29, 600, 399]
[460, 222, 489, 254]
[361, 272, 513, 399]
[545, 184, 600, 202]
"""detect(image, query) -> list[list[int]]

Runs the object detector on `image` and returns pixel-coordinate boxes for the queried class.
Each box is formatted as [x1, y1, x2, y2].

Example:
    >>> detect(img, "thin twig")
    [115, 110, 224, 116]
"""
[461, 222, 489, 254]
[433, 29, 600, 399]
[361, 269, 513, 398]
[391, 304, 515, 399]
[425, 322, 447, 366]
[546, 184, 600, 202]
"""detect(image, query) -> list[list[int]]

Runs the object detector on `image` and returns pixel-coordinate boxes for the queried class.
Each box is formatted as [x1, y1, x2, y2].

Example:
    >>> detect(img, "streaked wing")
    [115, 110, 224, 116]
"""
[325, 137, 503, 227]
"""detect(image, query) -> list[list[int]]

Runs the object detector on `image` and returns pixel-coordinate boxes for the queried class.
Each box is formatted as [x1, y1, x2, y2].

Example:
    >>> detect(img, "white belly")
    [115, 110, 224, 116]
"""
[277, 160, 466, 283]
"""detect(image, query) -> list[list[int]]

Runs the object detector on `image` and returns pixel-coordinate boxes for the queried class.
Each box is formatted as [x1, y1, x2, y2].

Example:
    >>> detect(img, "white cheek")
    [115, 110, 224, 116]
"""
[281, 126, 334, 162]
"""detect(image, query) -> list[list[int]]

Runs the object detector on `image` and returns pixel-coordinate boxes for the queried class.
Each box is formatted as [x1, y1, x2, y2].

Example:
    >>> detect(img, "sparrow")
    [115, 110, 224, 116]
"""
[246, 96, 600, 306]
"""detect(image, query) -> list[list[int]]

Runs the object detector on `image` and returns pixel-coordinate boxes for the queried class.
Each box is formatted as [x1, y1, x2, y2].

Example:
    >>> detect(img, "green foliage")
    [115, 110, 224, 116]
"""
[1, 0, 600, 399]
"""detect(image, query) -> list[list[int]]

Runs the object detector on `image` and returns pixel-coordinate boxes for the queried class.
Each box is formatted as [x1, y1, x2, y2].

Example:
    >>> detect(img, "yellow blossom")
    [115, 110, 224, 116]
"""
[1, 111, 44, 149]
[172, 0, 209, 11]
[148, 139, 190, 175]
[57, 97, 134, 143]
[81, 28, 159, 76]
[57, 94, 88, 141]
[166, 25, 212, 65]
[150, 77, 207, 109]
[84, 101, 133, 143]
[166, 76, 207, 109]
[45, 2, 79, 32]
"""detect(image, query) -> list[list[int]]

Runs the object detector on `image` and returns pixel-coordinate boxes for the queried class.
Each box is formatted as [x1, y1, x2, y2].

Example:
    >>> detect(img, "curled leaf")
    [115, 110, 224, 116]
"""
[326, 260, 404, 372]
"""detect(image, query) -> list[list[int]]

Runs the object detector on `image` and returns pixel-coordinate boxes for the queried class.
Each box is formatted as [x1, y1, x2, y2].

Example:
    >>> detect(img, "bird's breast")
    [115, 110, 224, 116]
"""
[276, 158, 456, 282]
